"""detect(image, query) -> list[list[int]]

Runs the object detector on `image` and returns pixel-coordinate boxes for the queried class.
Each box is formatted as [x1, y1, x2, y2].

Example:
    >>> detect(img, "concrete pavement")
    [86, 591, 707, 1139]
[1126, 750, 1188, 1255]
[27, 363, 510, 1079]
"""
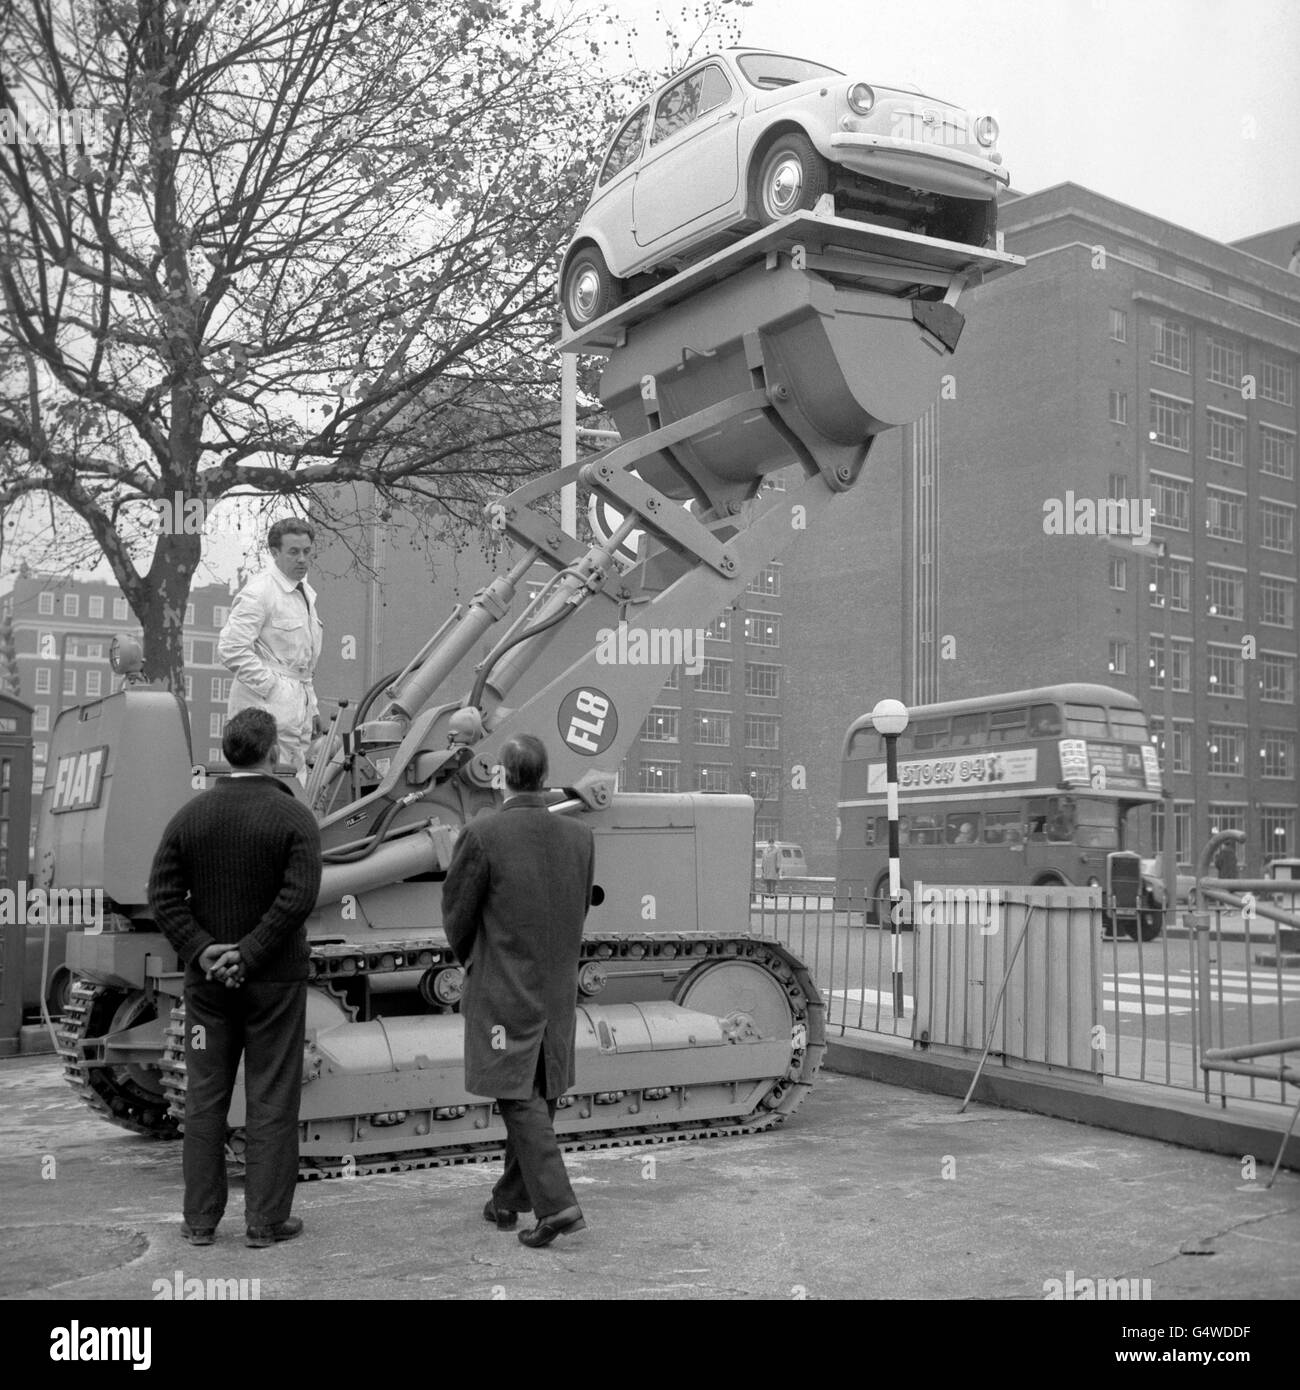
[1, 1050, 1296, 1302]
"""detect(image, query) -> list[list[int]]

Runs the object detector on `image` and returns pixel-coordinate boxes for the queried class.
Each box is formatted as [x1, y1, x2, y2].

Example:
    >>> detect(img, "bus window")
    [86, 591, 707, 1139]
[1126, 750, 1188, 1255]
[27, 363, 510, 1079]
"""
[1027, 798, 1048, 840]
[951, 713, 985, 747]
[983, 809, 1022, 844]
[908, 813, 943, 846]
[988, 708, 1027, 743]
[1108, 708, 1148, 743]
[1073, 797, 1119, 849]
[1065, 702, 1107, 737]
[1029, 703, 1062, 736]
[1046, 796, 1076, 842]
[946, 813, 980, 844]
[910, 718, 949, 751]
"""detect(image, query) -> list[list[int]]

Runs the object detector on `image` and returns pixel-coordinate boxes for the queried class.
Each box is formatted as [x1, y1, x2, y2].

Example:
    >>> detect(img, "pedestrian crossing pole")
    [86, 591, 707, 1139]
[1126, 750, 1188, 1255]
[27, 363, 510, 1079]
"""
[871, 699, 910, 1017]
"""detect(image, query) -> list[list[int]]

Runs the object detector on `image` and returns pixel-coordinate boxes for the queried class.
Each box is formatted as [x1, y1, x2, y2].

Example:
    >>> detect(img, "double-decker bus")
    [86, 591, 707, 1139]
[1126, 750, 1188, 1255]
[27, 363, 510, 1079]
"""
[836, 684, 1166, 939]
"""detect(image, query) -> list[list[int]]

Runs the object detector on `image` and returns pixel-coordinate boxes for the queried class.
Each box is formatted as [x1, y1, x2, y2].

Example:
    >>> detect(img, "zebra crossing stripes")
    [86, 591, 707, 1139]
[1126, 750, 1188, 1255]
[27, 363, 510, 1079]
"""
[1103, 969, 1300, 1016]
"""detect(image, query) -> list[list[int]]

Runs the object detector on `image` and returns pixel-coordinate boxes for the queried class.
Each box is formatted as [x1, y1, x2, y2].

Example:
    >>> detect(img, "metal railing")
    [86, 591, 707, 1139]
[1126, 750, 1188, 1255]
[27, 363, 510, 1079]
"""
[749, 885, 1299, 1109]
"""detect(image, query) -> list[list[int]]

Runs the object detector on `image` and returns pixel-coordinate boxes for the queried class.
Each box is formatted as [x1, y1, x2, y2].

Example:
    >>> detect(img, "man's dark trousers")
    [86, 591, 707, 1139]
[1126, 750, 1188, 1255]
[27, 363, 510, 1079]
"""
[183, 979, 306, 1229]
[492, 1052, 577, 1218]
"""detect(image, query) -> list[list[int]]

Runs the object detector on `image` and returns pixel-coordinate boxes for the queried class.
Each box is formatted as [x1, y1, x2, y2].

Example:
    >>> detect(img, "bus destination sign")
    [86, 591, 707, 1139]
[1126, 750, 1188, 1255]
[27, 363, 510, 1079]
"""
[867, 748, 1038, 794]
[1059, 739, 1159, 791]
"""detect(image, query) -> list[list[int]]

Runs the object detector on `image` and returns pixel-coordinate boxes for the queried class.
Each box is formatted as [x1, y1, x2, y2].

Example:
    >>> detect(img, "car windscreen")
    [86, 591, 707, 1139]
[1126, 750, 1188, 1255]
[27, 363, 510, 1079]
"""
[736, 54, 843, 89]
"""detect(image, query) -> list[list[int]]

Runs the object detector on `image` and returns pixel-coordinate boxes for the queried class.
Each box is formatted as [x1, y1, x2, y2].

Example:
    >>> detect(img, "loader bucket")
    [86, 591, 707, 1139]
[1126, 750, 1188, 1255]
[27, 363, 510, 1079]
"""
[598, 253, 957, 498]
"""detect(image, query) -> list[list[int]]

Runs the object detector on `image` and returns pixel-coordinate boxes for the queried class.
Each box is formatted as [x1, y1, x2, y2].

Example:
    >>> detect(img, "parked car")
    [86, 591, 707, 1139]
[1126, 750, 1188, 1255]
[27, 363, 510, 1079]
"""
[754, 841, 808, 882]
[561, 47, 1008, 327]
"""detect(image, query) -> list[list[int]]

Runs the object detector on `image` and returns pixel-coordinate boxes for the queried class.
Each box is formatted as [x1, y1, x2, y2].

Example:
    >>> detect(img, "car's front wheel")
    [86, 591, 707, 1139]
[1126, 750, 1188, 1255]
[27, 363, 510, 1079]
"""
[562, 245, 622, 329]
[753, 133, 832, 224]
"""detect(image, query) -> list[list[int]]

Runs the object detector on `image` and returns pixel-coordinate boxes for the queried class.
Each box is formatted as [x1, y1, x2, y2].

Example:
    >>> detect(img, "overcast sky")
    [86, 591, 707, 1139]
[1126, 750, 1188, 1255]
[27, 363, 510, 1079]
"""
[608, 0, 1300, 244]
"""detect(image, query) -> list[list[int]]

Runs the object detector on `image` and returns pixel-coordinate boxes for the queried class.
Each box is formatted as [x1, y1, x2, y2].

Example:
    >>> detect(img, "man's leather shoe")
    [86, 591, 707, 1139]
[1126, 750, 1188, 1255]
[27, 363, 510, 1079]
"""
[181, 1223, 215, 1246]
[245, 1216, 304, 1249]
[483, 1198, 518, 1231]
[518, 1205, 586, 1248]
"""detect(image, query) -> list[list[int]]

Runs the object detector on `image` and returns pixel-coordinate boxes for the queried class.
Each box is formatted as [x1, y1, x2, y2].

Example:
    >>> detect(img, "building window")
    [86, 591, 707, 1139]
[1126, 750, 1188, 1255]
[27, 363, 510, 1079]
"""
[637, 760, 678, 793]
[37, 591, 54, 616]
[1107, 640, 1128, 676]
[1205, 486, 1244, 542]
[34, 668, 51, 694]
[1108, 390, 1128, 425]
[1148, 394, 1191, 451]
[1150, 472, 1190, 528]
[696, 765, 730, 793]
[694, 710, 731, 746]
[34, 705, 50, 732]
[1207, 804, 1246, 837]
[34, 741, 47, 765]
[1206, 644, 1243, 698]
[1205, 565, 1245, 620]
[208, 747, 224, 764]
[746, 564, 782, 598]
[85, 671, 101, 697]
[1261, 576, 1295, 629]
[1108, 555, 1127, 591]
[1150, 718, 1193, 774]
[1260, 501, 1294, 554]
[743, 613, 780, 648]
[88, 595, 104, 618]
[1206, 336, 1243, 387]
[1205, 409, 1244, 466]
[183, 675, 193, 700]
[1148, 554, 1190, 611]
[1153, 802, 1195, 866]
[744, 714, 780, 749]
[642, 707, 679, 742]
[210, 676, 234, 702]
[1150, 316, 1189, 373]
[63, 668, 76, 695]
[744, 662, 781, 698]
[1109, 308, 1127, 342]
[62, 594, 79, 617]
[1206, 725, 1244, 776]
[1260, 425, 1295, 481]
[1120, 243, 1158, 271]
[1227, 285, 1262, 309]
[661, 667, 679, 691]
[213, 605, 231, 627]
[755, 817, 780, 842]
[746, 767, 780, 799]
[183, 639, 194, 664]
[704, 612, 731, 641]
[1260, 806, 1295, 859]
[184, 603, 195, 625]
[209, 713, 226, 737]
[1260, 652, 1295, 705]
[1259, 356, 1294, 407]
[113, 598, 128, 620]
[1261, 730, 1294, 779]
[1147, 635, 1191, 692]
[695, 659, 731, 694]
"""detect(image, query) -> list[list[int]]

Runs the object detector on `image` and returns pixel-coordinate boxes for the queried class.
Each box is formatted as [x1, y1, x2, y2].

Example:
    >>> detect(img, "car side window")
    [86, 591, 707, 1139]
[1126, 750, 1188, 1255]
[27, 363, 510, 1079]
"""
[600, 106, 648, 185]
[653, 73, 700, 144]
[697, 64, 733, 116]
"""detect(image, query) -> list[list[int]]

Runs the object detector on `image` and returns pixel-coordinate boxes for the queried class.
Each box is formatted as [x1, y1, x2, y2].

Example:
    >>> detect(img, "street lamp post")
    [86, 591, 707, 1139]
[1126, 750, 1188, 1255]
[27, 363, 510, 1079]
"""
[871, 698, 909, 1016]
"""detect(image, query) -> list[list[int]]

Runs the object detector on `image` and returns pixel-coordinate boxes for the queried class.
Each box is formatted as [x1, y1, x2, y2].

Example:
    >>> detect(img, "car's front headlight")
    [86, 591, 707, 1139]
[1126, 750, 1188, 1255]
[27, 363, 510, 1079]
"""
[847, 83, 875, 116]
[975, 115, 998, 146]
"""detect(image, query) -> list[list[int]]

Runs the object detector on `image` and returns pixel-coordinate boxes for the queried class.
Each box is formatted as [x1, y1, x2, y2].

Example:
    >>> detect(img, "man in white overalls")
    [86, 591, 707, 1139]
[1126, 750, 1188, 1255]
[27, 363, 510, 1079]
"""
[218, 520, 324, 778]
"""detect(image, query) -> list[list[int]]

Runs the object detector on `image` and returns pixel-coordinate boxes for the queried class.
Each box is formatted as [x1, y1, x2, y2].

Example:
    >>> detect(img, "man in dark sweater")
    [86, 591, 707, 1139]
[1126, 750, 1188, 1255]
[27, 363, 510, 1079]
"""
[148, 707, 322, 1249]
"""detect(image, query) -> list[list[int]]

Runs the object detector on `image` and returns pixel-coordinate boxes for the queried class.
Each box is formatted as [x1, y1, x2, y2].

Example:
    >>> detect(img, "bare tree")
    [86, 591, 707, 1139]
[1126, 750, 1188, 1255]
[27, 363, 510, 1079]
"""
[0, 0, 613, 686]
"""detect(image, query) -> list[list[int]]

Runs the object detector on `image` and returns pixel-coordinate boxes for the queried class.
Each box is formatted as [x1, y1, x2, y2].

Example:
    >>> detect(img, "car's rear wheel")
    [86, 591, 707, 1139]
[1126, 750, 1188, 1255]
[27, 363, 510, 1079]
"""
[562, 245, 622, 329]
[753, 133, 831, 224]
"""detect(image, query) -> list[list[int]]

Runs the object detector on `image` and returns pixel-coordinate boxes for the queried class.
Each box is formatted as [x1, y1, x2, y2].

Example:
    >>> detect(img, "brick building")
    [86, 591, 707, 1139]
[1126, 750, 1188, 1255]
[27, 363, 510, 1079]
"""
[780, 183, 1299, 876]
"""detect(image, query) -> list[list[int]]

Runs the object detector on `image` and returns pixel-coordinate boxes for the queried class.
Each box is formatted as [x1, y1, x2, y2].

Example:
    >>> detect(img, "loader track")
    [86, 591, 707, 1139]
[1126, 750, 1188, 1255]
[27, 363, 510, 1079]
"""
[72, 932, 825, 1178]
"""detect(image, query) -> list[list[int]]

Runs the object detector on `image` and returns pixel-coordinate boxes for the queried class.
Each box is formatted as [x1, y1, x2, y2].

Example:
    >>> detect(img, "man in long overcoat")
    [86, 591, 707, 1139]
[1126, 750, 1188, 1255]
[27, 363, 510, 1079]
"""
[441, 733, 595, 1248]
